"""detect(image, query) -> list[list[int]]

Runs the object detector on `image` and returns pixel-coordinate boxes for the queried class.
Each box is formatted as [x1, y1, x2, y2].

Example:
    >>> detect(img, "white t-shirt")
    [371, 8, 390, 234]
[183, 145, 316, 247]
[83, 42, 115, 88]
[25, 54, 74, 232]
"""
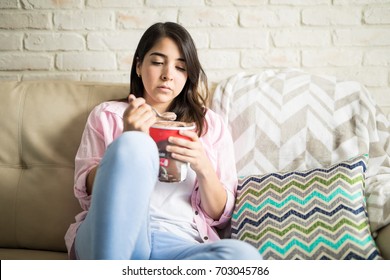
[149, 165, 202, 243]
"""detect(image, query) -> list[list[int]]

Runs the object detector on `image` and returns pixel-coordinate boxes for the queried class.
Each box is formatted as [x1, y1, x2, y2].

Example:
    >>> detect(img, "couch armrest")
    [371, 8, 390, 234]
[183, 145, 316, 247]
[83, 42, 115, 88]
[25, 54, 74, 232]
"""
[376, 224, 390, 259]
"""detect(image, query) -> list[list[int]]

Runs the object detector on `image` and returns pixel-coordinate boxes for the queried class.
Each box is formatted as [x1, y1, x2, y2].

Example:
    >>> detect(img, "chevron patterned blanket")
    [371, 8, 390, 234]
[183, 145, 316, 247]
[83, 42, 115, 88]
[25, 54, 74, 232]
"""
[211, 68, 390, 240]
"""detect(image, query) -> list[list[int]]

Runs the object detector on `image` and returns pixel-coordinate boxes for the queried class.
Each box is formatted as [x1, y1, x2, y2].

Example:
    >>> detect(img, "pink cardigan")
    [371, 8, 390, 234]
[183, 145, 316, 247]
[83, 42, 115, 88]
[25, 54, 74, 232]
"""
[64, 101, 238, 254]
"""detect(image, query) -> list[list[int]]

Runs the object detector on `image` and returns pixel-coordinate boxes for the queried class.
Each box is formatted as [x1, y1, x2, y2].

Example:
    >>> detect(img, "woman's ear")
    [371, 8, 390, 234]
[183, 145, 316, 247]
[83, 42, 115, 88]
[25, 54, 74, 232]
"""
[136, 57, 141, 77]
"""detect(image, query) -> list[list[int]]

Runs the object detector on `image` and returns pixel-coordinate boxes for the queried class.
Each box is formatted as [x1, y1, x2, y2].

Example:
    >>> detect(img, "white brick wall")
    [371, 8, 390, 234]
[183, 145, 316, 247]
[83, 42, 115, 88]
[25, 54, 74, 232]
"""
[0, 0, 389, 111]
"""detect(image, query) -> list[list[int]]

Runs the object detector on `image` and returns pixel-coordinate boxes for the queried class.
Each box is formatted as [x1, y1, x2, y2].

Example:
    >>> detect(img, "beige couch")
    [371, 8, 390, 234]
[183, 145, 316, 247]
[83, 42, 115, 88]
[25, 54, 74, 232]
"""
[0, 81, 129, 259]
[0, 80, 389, 260]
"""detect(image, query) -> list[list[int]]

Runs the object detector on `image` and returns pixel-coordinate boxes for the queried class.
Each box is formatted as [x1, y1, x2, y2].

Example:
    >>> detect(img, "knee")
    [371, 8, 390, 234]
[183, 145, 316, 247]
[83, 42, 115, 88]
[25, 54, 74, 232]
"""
[213, 239, 263, 260]
[108, 131, 159, 169]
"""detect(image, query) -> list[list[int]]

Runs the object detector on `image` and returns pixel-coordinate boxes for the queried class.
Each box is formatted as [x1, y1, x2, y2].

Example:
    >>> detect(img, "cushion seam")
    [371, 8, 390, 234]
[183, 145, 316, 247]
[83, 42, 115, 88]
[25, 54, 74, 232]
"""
[14, 82, 27, 249]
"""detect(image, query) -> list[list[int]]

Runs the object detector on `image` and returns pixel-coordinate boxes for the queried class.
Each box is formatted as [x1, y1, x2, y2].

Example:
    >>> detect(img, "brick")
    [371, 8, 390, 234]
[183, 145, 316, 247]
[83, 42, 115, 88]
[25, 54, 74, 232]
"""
[302, 50, 362, 67]
[334, 29, 390, 47]
[210, 28, 268, 49]
[187, 29, 209, 49]
[0, 0, 19, 8]
[334, 0, 390, 5]
[81, 72, 130, 83]
[56, 52, 117, 70]
[117, 52, 134, 71]
[207, 69, 243, 85]
[206, 0, 267, 6]
[302, 7, 361, 26]
[0, 54, 52, 70]
[241, 50, 300, 68]
[270, 0, 330, 4]
[87, 0, 143, 8]
[87, 31, 144, 51]
[240, 8, 300, 27]
[0, 12, 51, 29]
[54, 11, 115, 30]
[361, 68, 389, 87]
[146, 0, 203, 7]
[273, 29, 330, 47]
[21, 0, 83, 9]
[364, 7, 390, 24]
[179, 8, 238, 27]
[330, 67, 388, 87]
[364, 50, 390, 66]
[25, 33, 85, 51]
[0, 33, 23, 51]
[198, 50, 240, 69]
[0, 74, 19, 81]
[117, 9, 177, 29]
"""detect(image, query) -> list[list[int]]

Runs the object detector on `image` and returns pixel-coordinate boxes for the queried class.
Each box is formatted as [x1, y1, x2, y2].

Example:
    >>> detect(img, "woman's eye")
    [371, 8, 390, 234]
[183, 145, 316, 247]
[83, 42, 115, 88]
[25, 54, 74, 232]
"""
[176, 66, 186, 72]
[152, 61, 163, 65]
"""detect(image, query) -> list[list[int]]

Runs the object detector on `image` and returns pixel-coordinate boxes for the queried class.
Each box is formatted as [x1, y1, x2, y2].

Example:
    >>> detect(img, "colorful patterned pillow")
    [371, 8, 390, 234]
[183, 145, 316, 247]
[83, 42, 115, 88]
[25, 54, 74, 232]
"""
[231, 155, 382, 260]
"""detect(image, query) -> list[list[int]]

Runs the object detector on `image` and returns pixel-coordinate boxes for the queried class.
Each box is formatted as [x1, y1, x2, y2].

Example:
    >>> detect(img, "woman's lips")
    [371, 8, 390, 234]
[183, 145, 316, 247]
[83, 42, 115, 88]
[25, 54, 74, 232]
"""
[158, 85, 172, 92]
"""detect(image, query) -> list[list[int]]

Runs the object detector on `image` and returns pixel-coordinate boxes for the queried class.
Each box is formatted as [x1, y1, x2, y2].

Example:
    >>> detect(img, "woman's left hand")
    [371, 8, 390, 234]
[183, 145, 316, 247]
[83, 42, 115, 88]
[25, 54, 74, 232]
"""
[166, 130, 211, 177]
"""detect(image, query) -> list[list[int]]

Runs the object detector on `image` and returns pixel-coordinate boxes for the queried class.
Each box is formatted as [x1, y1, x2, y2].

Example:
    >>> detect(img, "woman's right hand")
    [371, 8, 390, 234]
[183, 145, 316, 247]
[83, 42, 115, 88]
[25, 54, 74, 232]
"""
[122, 94, 156, 133]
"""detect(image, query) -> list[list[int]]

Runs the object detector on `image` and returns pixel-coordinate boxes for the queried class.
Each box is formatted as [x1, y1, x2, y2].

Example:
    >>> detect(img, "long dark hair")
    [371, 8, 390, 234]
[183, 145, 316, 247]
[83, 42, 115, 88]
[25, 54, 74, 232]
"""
[130, 22, 209, 136]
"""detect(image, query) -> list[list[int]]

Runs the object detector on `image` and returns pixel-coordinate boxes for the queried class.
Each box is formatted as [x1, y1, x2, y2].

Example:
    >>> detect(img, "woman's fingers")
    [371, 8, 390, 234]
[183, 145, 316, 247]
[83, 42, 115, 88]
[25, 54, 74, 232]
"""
[123, 95, 156, 132]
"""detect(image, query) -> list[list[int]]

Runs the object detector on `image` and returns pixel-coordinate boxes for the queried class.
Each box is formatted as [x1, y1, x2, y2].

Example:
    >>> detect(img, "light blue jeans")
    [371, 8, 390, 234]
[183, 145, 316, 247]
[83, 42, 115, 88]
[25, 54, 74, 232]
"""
[75, 131, 262, 260]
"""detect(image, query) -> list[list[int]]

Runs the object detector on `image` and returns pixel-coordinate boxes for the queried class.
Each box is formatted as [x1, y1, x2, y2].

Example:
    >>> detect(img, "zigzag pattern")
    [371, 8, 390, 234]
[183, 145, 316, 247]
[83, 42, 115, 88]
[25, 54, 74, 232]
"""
[212, 68, 368, 176]
[231, 155, 382, 260]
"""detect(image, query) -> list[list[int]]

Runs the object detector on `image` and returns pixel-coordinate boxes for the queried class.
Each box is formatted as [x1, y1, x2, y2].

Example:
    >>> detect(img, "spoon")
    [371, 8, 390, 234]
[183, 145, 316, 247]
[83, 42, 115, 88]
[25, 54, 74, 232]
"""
[151, 107, 177, 121]
[128, 95, 177, 121]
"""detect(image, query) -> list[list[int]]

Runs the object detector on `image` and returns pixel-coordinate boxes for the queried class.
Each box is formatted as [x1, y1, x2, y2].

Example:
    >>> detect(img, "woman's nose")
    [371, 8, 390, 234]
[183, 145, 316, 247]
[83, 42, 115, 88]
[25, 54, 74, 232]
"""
[161, 66, 173, 81]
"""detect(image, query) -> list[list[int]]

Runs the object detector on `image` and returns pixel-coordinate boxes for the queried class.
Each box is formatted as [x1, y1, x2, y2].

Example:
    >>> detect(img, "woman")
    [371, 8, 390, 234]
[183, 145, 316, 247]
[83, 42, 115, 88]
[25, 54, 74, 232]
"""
[65, 22, 261, 260]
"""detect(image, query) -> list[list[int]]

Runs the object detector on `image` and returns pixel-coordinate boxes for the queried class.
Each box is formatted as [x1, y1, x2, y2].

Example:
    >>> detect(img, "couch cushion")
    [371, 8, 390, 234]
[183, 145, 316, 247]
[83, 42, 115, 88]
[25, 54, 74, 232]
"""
[231, 155, 382, 259]
[0, 248, 68, 260]
[0, 81, 128, 254]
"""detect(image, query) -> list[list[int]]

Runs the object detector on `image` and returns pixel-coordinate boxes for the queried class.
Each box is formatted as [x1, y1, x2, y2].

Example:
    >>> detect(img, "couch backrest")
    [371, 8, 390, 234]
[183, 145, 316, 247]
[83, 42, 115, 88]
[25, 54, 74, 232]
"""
[0, 81, 129, 252]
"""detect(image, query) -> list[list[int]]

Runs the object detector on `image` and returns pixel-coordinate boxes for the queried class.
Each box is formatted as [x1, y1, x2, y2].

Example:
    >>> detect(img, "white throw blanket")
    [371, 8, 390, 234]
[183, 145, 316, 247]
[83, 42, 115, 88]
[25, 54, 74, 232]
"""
[211, 68, 390, 235]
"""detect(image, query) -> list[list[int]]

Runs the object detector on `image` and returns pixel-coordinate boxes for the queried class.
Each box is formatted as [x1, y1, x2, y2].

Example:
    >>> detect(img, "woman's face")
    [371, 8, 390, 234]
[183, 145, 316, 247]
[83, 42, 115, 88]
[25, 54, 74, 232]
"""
[137, 37, 188, 112]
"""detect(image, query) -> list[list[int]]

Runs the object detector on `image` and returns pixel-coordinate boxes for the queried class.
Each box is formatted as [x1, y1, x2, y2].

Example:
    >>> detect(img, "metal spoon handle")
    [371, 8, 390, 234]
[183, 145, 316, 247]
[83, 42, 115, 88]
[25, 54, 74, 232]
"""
[151, 107, 177, 121]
